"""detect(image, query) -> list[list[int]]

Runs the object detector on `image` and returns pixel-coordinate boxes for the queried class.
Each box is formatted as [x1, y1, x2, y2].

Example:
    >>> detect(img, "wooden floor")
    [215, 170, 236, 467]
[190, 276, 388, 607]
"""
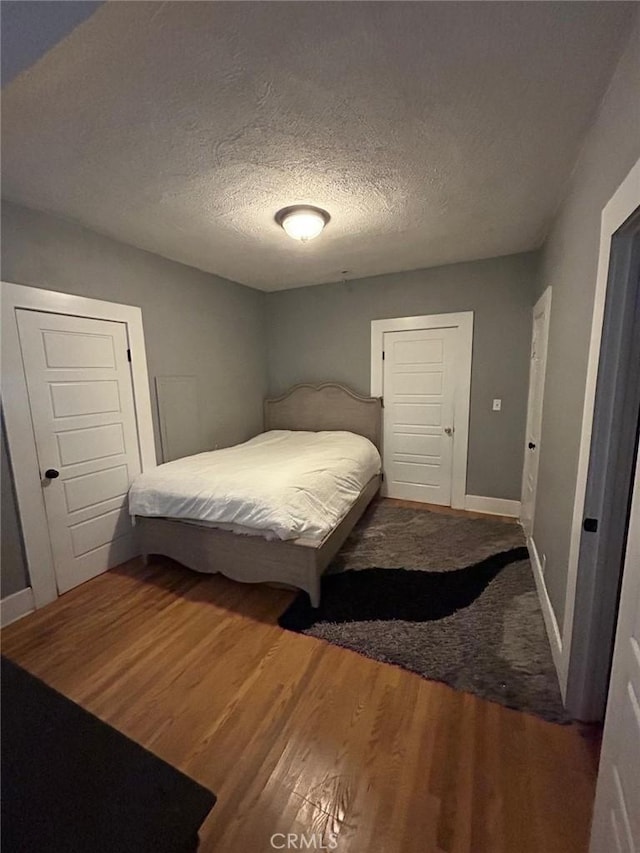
[2, 558, 598, 853]
[385, 497, 520, 525]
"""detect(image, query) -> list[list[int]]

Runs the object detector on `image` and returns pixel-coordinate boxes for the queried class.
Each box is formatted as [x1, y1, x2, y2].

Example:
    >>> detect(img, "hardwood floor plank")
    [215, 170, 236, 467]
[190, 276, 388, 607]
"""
[469, 698, 505, 852]
[1, 557, 597, 852]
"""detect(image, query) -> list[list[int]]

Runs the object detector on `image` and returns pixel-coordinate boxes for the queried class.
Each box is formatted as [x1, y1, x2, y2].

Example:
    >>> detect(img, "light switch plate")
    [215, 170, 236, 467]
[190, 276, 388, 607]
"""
[492, 398, 502, 411]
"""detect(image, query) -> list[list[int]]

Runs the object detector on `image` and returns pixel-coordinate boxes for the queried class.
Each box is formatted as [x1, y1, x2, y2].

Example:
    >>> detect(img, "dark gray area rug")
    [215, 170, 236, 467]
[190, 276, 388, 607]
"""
[1, 657, 216, 852]
[279, 501, 569, 723]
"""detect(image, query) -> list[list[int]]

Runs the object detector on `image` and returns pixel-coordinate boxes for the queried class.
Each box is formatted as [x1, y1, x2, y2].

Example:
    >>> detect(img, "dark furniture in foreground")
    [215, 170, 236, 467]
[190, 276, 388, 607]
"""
[1, 656, 216, 852]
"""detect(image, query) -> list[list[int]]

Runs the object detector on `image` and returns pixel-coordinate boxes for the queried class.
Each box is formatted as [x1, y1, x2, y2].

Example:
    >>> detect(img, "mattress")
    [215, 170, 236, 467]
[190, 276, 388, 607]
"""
[129, 430, 381, 541]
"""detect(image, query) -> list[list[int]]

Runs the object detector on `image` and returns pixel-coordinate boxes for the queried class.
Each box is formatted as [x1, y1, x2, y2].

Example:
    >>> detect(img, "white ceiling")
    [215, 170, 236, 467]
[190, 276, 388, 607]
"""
[2, 2, 634, 291]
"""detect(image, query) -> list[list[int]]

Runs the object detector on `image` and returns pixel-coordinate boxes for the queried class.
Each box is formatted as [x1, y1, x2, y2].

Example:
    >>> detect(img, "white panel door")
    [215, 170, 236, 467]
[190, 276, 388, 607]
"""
[521, 288, 551, 537]
[16, 310, 141, 593]
[590, 451, 640, 853]
[382, 327, 457, 505]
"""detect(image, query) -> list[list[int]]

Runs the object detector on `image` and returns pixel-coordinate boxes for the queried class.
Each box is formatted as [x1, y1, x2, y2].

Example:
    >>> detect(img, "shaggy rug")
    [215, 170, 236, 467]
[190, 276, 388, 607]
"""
[279, 501, 569, 723]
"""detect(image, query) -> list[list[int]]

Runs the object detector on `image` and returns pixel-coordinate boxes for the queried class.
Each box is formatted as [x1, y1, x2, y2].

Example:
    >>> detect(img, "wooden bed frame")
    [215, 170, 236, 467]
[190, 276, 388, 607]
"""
[136, 383, 382, 606]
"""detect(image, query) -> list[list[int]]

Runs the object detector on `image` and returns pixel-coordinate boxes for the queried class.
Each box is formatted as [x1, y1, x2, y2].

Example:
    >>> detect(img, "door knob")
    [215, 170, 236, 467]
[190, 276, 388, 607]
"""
[444, 427, 453, 436]
[44, 469, 60, 479]
[528, 442, 536, 450]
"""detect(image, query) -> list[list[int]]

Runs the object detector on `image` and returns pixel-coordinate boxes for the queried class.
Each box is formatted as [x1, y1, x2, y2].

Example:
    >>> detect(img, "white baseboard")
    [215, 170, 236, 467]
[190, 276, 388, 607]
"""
[527, 535, 564, 700]
[464, 495, 521, 517]
[1, 586, 35, 628]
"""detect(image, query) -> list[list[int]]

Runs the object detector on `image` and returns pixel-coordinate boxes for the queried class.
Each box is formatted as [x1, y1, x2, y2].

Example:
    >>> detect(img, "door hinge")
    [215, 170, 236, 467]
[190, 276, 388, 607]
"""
[127, 348, 132, 362]
[583, 517, 598, 533]
[382, 351, 385, 360]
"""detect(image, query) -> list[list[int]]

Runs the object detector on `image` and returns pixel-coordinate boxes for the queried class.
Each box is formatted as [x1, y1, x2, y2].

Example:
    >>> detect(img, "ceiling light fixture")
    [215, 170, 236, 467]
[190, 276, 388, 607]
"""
[275, 205, 330, 242]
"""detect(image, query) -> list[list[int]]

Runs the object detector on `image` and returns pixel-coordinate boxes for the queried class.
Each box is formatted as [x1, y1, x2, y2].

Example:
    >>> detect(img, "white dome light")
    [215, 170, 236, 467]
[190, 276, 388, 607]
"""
[276, 205, 330, 242]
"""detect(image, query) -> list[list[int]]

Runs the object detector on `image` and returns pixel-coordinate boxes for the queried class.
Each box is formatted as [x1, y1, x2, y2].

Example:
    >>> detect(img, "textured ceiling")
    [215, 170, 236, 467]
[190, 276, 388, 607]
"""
[2, 2, 635, 291]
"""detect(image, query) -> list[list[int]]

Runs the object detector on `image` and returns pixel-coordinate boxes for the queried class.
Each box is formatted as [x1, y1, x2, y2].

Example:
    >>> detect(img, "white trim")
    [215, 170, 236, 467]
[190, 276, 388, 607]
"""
[560, 158, 640, 705]
[464, 495, 521, 518]
[0, 587, 35, 628]
[1, 282, 157, 610]
[528, 535, 564, 693]
[371, 312, 473, 510]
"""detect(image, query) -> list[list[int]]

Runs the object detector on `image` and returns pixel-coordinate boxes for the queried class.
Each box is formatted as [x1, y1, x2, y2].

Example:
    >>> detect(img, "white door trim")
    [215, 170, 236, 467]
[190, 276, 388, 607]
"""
[371, 312, 473, 509]
[561, 157, 640, 704]
[1, 281, 157, 610]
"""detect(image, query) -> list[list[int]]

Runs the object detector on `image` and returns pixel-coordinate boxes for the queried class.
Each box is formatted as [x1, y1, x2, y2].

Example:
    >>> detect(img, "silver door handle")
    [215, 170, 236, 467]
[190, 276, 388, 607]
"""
[444, 427, 454, 436]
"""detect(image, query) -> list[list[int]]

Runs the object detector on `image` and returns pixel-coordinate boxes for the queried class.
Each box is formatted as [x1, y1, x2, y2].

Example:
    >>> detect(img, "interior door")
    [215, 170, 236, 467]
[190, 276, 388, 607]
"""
[16, 309, 141, 593]
[382, 327, 457, 505]
[521, 288, 551, 537]
[589, 449, 640, 853]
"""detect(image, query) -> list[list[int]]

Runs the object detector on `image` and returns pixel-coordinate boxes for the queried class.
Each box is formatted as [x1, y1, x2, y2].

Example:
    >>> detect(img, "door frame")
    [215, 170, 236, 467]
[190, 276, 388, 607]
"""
[371, 312, 473, 510]
[520, 285, 552, 536]
[561, 157, 640, 714]
[1, 282, 157, 610]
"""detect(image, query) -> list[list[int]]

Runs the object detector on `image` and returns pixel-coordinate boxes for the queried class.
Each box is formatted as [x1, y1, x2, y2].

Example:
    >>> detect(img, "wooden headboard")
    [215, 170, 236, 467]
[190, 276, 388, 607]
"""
[264, 383, 382, 450]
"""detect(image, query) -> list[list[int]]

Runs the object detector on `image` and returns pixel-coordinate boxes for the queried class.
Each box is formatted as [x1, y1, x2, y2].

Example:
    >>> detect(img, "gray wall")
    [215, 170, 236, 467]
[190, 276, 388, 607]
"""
[1, 200, 268, 596]
[266, 252, 539, 501]
[1, 416, 29, 598]
[532, 16, 640, 627]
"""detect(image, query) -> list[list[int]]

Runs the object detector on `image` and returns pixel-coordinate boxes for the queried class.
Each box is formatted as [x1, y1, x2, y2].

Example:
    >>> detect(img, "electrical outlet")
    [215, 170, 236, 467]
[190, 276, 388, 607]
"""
[492, 398, 502, 411]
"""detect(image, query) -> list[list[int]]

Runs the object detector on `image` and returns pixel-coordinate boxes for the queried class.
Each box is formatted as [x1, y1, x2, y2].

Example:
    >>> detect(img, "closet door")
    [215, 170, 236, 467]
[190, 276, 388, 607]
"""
[589, 450, 640, 853]
[382, 327, 457, 505]
[16, 309, 141, 593]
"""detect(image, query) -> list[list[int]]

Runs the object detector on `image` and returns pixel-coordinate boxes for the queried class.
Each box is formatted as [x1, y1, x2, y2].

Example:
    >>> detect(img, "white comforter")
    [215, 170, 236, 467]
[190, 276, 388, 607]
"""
[129, 430, 381, 542]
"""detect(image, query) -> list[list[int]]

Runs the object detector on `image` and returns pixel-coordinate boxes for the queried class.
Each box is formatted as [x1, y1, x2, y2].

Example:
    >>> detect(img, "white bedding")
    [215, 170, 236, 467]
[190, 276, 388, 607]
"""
[128, 430, 381, 542]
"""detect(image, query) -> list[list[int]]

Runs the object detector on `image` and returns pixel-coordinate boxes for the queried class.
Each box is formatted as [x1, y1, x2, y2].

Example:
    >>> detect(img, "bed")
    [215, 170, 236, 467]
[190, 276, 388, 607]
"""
[130, 383, 382, 606]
